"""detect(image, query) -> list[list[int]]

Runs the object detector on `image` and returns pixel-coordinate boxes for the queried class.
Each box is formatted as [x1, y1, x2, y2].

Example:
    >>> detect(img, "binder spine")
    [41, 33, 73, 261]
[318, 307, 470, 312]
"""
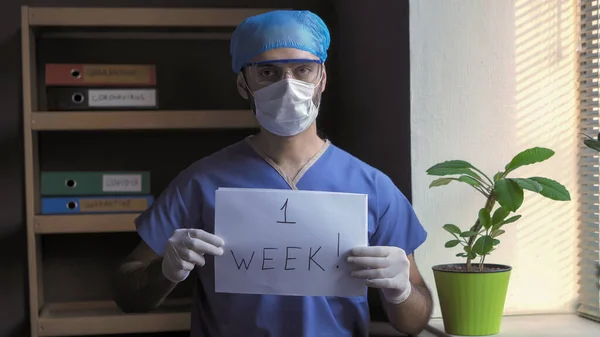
[41, 171, 151, 196]
[47, 87, 158, 111]
[41, 195, 154, 214]
[45, 63, 157, 86]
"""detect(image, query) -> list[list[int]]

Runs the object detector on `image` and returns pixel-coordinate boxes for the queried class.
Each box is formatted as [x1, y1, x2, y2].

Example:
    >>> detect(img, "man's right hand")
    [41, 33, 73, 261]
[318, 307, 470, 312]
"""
[161, 228, 224, 283]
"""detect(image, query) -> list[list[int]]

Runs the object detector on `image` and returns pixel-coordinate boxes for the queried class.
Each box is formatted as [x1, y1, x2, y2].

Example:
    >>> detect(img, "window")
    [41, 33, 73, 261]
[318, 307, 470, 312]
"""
[578, 0, 600, 323]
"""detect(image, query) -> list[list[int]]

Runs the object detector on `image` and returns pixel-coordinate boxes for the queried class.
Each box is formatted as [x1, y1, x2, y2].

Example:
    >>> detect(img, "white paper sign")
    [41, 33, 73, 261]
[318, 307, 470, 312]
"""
[102, 174, 142, 192]
[214, 187, 369, 297]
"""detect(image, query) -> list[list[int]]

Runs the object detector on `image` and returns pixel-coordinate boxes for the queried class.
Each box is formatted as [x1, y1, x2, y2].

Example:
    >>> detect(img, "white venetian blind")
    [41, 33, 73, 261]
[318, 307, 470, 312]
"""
[579, 0, 600, 322]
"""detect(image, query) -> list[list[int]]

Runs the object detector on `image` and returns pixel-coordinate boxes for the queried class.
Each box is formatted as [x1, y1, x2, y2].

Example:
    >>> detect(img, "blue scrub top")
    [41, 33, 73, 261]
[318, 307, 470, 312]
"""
[135, 137, 427, 337]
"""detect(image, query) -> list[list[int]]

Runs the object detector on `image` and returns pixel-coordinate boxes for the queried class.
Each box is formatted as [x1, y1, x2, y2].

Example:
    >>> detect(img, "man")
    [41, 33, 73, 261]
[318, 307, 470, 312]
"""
[113, 9, 432, 337]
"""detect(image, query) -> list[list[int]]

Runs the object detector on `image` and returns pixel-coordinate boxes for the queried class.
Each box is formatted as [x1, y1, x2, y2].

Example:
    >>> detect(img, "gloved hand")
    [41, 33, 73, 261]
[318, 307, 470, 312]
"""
[347, 246, 412, 304]
[161, 228, 224, 283]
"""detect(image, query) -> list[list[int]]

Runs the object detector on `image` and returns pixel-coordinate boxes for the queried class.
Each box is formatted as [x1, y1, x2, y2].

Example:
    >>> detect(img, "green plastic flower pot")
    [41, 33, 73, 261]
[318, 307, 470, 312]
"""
[432, 263, 512, 336]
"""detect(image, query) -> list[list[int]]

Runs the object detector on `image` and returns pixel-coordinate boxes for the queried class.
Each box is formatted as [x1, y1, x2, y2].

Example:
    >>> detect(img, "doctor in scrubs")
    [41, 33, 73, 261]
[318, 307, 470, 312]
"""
[114, 10, 433, 337]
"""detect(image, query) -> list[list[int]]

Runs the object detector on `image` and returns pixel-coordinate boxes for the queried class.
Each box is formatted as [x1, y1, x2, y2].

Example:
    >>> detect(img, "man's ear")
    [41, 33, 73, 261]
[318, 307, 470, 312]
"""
[237, 72, 250, 100]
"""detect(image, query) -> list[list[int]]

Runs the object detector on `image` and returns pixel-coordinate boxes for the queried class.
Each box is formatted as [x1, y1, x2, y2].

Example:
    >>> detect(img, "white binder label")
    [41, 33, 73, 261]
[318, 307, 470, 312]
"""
[88, 89, 157, 107]
[102, 174, 142, 192]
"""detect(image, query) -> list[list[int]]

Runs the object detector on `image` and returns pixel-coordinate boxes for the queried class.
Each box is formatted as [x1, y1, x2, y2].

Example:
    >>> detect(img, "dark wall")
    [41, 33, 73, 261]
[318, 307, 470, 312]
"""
[0, 1, 410, 337]
[332, 0, 412, 198]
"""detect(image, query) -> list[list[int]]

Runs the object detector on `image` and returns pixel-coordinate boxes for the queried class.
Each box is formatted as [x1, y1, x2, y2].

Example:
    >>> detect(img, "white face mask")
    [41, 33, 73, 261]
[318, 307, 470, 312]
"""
[251, 78, 320, 137]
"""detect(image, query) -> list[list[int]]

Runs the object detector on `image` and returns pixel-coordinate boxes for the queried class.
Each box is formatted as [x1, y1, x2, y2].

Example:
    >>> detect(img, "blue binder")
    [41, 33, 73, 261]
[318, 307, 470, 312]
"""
[41, 195, 154, 215]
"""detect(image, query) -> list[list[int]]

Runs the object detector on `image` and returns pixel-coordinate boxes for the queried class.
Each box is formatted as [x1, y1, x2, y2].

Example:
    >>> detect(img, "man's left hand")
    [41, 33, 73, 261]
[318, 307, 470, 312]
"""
[347, 246, 411, 304]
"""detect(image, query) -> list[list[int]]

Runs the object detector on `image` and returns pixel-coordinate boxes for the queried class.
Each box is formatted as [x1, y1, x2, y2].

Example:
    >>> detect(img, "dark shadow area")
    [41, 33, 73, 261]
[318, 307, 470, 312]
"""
[0, 30, 28, 337]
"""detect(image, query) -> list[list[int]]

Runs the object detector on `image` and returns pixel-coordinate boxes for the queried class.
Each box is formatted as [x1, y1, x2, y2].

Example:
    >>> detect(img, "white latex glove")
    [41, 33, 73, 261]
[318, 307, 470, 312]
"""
[161, 228, 224, 283]
[347, 246, 412, 304]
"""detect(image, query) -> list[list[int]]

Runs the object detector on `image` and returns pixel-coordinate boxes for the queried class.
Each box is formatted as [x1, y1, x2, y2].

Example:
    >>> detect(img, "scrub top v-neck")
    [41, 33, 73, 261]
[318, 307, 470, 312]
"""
[134, 137, 428, 337]
[245, 135, 331, 190]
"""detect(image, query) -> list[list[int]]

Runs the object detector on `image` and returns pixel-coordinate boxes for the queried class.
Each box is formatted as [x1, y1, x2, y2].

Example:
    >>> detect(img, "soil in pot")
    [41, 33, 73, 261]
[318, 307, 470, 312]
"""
[434, 263, 511, 273]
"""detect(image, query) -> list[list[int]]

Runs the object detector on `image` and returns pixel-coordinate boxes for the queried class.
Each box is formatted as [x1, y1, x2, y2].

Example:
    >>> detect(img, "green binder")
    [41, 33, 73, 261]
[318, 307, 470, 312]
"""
[41, 171, 151, 196]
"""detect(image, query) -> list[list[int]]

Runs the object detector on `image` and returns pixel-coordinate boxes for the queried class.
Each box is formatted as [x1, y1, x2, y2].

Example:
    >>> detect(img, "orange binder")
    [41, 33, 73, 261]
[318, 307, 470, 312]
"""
[45, 63, 156, 86]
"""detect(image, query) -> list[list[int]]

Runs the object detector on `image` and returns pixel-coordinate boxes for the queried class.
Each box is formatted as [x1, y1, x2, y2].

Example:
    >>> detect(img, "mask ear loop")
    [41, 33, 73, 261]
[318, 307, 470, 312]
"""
[312, 65, 325, 110]
[240, 70, 259, 114]
[240, 70, 254, 97]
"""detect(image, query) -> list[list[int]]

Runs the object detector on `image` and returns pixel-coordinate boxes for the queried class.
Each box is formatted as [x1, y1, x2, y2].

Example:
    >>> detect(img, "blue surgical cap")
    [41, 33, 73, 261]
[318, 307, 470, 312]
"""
[230, 10, 331, 73]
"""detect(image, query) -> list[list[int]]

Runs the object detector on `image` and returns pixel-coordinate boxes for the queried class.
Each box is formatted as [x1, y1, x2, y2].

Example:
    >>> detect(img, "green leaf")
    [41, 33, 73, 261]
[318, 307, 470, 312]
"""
[510, 178, 543, 193]
[495, 215, 522, 229]
[492, 229, 505, 237]
[478, 208, 491, 230]
[504, 147, 555, 173]
[493, 171, 504, 182]
[443, 224, 462, 236]
[491, 207, 510, 227]
[456, 253, 467, 258]
[429, 178, 454, 188]
[460, 231, 478, 238]
[445, 240, 461, 248]
[426, 167, 483, 183]
[584, 139, 600, 152]
[429, 175, 484, 189]
[427, 160, 474, 172]
[426, 160, 483, 183]
[467, 252, 478, 260]
[493, 239, 500, 245]
[494, 178, 524, 212]
[472, 235, 495, 256]
[458, 175, 481, 187]
[528, 177, 571, 201]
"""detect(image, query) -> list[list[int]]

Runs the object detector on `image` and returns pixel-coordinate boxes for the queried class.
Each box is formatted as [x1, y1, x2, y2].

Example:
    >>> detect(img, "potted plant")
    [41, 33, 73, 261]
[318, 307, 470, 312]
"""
[426, 147, 571, 336]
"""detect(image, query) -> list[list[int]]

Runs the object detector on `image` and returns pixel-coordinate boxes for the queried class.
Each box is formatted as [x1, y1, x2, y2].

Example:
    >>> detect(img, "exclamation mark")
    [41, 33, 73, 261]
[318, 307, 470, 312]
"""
[336, 233, 340, 268]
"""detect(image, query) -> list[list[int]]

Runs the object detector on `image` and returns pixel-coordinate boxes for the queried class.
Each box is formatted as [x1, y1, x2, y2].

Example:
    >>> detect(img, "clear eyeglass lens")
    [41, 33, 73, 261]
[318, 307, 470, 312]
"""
[247, 61, 322, 86]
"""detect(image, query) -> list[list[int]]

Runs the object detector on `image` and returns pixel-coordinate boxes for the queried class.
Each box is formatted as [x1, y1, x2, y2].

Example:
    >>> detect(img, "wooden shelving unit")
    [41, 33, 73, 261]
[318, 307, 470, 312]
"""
[31, 110, 257, 131]
[34, 214, 139, 234]
[38, 299, 192, 336]
[21, 6, 270, 337]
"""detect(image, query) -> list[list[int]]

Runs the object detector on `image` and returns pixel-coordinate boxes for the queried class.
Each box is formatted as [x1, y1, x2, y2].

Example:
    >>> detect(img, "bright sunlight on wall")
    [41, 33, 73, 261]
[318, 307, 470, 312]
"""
[409, 0, 580, 317]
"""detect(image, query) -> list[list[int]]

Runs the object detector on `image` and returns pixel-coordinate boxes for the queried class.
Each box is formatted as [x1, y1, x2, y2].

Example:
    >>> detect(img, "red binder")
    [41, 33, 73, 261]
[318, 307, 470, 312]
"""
[45, 63, 157, 86]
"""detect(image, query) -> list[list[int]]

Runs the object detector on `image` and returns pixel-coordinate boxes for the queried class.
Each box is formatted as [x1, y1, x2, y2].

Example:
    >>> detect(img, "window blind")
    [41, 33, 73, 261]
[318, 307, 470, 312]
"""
[579, 0, 600, 322]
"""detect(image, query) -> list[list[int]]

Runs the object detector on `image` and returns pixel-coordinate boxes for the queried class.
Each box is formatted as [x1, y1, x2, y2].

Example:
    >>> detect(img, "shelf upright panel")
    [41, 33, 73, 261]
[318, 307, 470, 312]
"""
[21, 6, 43, 337]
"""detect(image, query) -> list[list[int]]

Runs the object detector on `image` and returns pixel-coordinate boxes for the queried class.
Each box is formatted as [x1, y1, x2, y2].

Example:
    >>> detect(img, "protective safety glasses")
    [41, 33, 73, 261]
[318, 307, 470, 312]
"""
[243, 58, 323, 87]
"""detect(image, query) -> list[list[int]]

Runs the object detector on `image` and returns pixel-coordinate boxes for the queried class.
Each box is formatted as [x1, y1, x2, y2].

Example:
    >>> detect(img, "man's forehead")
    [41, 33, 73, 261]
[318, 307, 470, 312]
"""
[250, 48, 320, 63]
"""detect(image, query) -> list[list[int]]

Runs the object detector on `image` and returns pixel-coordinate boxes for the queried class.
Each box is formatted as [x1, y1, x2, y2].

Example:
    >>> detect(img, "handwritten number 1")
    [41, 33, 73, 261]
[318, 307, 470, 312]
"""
[277, 198, 296, 224]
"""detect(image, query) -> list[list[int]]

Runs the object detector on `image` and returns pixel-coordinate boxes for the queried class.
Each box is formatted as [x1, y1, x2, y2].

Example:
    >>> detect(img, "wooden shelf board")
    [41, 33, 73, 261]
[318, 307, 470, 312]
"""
[26, 7, 275, 27]
[30, 110, 259, 130]
[39, 31, 233, 40]
[34, 214, 139, 234]
[38, 299, 191, 336]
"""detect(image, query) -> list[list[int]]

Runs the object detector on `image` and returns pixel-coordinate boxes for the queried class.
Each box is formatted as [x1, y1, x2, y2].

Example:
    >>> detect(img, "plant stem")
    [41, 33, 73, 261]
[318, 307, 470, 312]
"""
[473, 185, 490, 198]
[477, 178, 493, 191]
[472, 167, 495, 186]
[480, 181, 493, 191]
[465, 194, 496, 271]
[479, 255, 486, 272]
